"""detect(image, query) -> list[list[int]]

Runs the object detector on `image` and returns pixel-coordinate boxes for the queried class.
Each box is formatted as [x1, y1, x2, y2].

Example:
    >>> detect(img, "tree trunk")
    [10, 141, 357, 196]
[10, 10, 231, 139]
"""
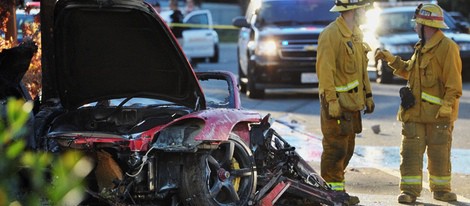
[5, 0, 17, 46]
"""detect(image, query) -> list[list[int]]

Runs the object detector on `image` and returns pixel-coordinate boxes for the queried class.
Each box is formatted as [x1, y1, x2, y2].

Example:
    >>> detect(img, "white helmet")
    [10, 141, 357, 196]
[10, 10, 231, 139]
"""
[330, 0, 370, 12]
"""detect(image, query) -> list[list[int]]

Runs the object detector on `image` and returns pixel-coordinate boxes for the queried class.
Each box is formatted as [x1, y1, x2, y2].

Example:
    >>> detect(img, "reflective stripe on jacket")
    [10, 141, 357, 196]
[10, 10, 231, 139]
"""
[421, 92, 443, 105]
[336, 80, 359, 93]
[316, 16, 372, 112]
[389, 30, 462, 122]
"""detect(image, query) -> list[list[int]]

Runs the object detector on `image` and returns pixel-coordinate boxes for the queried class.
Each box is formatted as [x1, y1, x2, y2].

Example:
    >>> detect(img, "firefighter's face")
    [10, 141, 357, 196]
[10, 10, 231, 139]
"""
[414, 22, 423, 38]
[354, 7, 366, 25]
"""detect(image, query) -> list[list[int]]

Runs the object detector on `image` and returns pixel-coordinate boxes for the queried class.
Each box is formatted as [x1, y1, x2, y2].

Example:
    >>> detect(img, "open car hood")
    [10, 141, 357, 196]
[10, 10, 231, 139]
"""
[47, 0, 204, 110]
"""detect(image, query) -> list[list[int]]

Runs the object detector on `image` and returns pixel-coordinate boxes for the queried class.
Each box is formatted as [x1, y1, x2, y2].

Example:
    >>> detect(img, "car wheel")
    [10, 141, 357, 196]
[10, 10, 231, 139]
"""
[180, 133, 257, 206]
[246, 61, 265, 99]
[209, 44, 219, 63]
[375, 59, 394, 84]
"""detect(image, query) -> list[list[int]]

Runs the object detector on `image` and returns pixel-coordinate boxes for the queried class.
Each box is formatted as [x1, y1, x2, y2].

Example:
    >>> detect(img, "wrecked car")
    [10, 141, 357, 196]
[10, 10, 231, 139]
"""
[3, 0, 351, 205]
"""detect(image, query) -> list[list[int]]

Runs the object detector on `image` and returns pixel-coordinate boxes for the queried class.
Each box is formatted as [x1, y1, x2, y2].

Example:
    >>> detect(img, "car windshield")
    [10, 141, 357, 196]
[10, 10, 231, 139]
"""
[256, 1, 337, 26]
[377, 10, 458, 35]
[80, 98, 179, 108]
[198, 78, 231, 108]
[185, 13, 209, 30]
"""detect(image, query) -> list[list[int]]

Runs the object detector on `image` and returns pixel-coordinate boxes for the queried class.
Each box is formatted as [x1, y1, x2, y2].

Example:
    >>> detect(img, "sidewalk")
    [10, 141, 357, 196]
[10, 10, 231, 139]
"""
[308, 163, 470, 206]
[272, 120, 470, 206]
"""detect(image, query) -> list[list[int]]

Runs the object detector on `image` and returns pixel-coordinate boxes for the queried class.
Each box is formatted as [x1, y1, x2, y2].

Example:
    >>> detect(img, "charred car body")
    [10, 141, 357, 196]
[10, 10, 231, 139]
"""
[232, 0, 338, 98]
[2, 0, 349, 205]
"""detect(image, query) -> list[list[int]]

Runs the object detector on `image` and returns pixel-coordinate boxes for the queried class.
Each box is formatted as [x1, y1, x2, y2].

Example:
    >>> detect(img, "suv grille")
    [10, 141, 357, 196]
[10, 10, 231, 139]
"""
[279, 39, 317, 60]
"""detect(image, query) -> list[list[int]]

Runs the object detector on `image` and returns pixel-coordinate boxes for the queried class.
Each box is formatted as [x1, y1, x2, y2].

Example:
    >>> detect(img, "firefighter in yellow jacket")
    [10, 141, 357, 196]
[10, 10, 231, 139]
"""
[375, 3, 462, 204]
[316, 0, 374, 204]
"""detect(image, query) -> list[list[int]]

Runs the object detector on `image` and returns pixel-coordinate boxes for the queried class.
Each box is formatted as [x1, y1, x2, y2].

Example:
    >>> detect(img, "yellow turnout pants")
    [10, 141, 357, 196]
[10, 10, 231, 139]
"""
[400, 122, 453, 197]
[320, 107, 361, 191]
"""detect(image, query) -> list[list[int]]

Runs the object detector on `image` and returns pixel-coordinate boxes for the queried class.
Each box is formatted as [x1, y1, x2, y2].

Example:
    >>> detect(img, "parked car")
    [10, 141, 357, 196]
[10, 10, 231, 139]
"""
[24, 0, 349, 205]
[364, 6, 470, 83]
[159, 9, 219, 63]
[448, 11, 470, 33]
[232, 0, 337, 98]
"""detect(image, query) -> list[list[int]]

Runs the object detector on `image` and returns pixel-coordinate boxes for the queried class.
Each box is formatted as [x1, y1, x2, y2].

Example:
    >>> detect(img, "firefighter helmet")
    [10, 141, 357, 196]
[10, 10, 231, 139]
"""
[330, 0, 369, 12]
[413, 3, 449, 29]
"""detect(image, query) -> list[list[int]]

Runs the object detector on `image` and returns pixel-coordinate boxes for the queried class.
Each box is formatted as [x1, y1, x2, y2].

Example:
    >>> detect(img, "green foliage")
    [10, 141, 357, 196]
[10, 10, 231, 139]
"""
[0, 98, 92, 206]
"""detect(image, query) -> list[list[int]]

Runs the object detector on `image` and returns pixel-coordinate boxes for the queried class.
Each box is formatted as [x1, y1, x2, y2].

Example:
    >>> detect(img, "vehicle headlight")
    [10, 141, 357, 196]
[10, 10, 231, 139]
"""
[458, 42, 470, 51]
[384, 44, 414, 54]
[256, 40, 277, 56]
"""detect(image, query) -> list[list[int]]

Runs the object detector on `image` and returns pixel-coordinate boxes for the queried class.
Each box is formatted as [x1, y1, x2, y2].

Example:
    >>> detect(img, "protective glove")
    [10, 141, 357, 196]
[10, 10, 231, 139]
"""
[328, 100, 342, 118]
[375, 49, 396, 63]
[364, 97, 375, 114]
[435, 105, 452, 119]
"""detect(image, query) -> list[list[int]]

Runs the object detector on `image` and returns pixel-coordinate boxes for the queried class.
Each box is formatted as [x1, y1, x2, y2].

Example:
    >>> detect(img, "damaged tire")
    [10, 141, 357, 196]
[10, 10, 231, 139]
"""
[180, 133, 256, 205]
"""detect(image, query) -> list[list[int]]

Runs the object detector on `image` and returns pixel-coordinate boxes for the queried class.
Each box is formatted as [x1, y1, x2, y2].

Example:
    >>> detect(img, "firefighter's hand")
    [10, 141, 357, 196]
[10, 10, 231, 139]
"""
[435, 105, 452, 119]
[328, 100, 342, 118]
[364, 97, 375, 114]
[375, 49, 395, 63]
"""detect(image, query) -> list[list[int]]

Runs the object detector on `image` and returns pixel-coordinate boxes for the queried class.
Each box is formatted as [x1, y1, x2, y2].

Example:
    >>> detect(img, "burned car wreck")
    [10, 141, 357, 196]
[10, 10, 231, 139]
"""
[3, 0, 349, 205]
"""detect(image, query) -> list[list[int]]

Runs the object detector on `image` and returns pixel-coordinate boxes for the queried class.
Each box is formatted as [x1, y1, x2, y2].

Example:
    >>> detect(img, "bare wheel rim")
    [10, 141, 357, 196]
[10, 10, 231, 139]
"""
[205, 139, 255, 204]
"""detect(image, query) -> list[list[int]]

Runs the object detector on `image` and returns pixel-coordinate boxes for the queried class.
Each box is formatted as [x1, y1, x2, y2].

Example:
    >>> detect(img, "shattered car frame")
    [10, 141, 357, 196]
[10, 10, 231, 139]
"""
[0, 0, 352, 205]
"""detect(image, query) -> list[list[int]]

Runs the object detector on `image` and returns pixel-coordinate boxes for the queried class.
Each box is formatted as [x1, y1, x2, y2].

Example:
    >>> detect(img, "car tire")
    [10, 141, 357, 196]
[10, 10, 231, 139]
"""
[209, 44, 219, 63]
[34, 107, 64, 151]
[375, 59, 394, 84]
[238, 62, 247, 93]
[238, 49, 247, 93]
[246, 61, 265, 99]
[179, 133, 257, 206]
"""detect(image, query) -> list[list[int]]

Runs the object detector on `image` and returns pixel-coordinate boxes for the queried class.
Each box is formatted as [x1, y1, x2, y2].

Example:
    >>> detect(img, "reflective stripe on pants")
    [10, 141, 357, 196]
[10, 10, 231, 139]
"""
[400, 176, 422, 185]
[430, 175, 451, 186]
[328, 182, 345, 191]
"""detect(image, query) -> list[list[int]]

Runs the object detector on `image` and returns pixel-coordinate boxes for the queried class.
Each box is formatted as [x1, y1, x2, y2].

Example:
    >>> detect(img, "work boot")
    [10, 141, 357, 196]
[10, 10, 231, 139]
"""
[433, 191, 457, 202]
[397, 192, 416, 203]
[348, 194, 360, 205]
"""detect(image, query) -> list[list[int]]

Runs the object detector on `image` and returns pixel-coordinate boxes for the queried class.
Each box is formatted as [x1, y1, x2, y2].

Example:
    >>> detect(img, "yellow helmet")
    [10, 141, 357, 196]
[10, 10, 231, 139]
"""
[330, 0, 369, 12]
[413, 3, 449, 29]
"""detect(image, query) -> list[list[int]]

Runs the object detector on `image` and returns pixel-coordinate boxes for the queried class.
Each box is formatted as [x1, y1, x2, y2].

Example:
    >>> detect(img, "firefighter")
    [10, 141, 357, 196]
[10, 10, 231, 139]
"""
[316, 0, 374, 205]
[375, 3, 462, 203]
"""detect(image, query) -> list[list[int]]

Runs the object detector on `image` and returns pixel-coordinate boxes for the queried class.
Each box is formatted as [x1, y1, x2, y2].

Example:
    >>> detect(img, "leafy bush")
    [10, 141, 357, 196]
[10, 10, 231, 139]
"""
[0, 98, 92, 206]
